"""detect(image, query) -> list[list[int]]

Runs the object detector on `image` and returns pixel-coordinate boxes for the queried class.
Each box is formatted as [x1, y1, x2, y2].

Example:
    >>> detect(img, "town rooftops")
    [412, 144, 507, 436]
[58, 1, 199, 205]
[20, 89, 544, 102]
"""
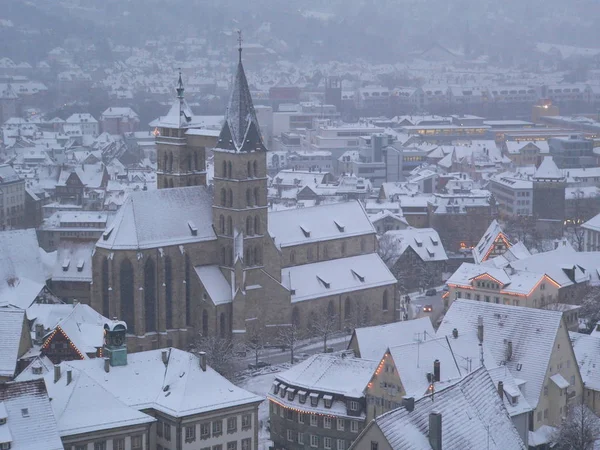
[282, 253, 396, 303]
[269, 200, 375, 248]
[59, 348, 262, 418]
[383, 227, 448, 265]
[350, 318, 435, 360]
[368, 367, 526, 450]
[0, 164, 20, 184]
[96, 186, 215, 250]
[570, 332, 600, 391]
[437, 299, 564, 409]
[0, 380, 64, 450]
[275, 353, 378, 398]
[533, 156, 564, 180]
[0, 308, 27, 379]
[472, 219, 511, 264]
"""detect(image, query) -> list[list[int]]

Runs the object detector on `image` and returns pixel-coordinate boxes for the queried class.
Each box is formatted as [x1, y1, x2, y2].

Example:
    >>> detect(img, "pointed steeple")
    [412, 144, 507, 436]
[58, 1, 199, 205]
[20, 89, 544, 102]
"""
[176, 69, 185, 99]
[216, 31, 266, 153]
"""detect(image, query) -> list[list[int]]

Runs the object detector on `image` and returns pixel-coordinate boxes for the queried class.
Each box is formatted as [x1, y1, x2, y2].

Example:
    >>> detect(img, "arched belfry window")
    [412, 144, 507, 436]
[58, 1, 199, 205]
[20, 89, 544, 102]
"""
[165, 256, 173, 329]
[102, 257, 109, 318]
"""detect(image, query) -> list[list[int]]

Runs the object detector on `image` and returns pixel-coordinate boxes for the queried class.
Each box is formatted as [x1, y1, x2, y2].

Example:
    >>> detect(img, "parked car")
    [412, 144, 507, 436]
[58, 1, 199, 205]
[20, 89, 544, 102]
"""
[425, 288, 437, 296]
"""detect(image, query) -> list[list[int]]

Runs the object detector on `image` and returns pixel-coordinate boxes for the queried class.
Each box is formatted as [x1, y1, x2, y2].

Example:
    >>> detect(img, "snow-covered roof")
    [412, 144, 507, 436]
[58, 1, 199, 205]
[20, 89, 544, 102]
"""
[194, 265, 232, 305]
[0, 380, 64, 450]
[101, 107, 139, 119]
[487, 366, 533, 417]
[269, 200, 374, 248]
[0, 229, 49, 309]
[57, 164, 106, 188]
[533, 156, 564, 180]
[45, 368, 154, 436]
[50, 241, 93, 283]
[96, 186, 215, 250]
[570, 332, 600, 391]
[275, 353, 378, 397]
[0, 164, 20, 184]
[61, 348, 262, 417]
[384, 228, 448, 265]
[472, 219, 511, 264]
[0, 308, 26, 378]
[14, 355, 54, 382]
[389, 337, 462, 398]
[437, 300, 564, 409]
[582, 212, 600, 233]
[372, 367, 526, 450]
[282, 253, 396, 303]
[351, 318, 435, 360]
[504, 141, 549, 155]
[65, 113, 97, 124]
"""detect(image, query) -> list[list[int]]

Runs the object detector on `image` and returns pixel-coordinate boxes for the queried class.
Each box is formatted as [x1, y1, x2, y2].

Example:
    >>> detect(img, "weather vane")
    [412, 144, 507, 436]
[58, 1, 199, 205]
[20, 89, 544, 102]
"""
[237, 29, 243, 62]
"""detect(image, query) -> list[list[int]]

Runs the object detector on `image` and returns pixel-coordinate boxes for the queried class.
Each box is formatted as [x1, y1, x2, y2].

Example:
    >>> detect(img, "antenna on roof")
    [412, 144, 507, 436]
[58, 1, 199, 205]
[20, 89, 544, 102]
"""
[176, 68, 184, 99]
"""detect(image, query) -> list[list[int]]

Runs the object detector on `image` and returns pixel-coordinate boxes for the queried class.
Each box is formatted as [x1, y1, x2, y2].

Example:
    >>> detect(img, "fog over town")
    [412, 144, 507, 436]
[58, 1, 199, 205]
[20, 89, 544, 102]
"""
[2, 1, 600, 449]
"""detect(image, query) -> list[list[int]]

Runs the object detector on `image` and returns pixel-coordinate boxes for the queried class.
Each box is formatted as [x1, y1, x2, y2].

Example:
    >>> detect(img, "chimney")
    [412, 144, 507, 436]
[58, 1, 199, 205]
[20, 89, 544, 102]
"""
[429, 412, 442, 450]
[498, 381, 504, 400]
[506, 341, 513, 361]
[199, 351, 206, 372]
[433, 359, 440, 382]
[402, 397, 415, 412]
[477, 315, 484, 343]
[162, 350, 168, 365]
[66, 370, 72, 385]
[53, 365, 61, 383]
[104, 357, 110, 373]
[452, 328, 458, 339]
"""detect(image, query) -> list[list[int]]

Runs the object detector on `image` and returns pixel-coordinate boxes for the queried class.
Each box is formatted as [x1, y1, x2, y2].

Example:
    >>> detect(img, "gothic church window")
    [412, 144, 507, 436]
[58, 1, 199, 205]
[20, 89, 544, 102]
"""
[219, 215, 225, 234]
[220, 189, 227, 207]
[246, 216, 253, 235]
[227, 216, 233, 236]
[102, 257, 109, 318]
[165, 256, 173, 329]
[185, 255, 191, 326]
[246, 189, 253, 207]
[119, 259, 135, 334]
[222, 160, 227, 178]
[254, 187, 260, 206]
[228, 189, 233, 207]
[227, 161, 233, 178]
[254, 216, 260, 235]
[253, 161, 258, 177]
[383, 290, 389, 311]
[144, 258, 157, 333]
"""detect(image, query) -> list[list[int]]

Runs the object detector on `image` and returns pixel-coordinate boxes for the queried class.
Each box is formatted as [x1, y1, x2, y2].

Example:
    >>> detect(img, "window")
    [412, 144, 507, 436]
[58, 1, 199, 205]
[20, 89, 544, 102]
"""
[241, 438, 251, 450]
[324, 397, 332, 408]
[324, 417, 332, 428]
[323, 437, 331, 449]
[185, 426, 196, 442]
[131, 436, 142, 450]
[286, 409, 293, 420]
[227, 417, 237, 433]
[351, 420, 359, 433]
[213, 420, 223, 436]
[310, 414, 318, 427]
[382, 291, 388, 311]
[227, 442, 237, 450]
[537, 411, 542, 422]
[241, 414, 251, 430]
[114, 439, 125, 450]
[350, 400, 359, 411]
[288, 430, 294, 441]
[201, 423, 211, 439]
[213, 446, 223, 450]
[94, 442, 106, 450]
[371, 443, 379, 450]
[164, 424, 171, 441]
[337, 418, 345, 431]
[337, 439, 346, 450]
[157, 421, 163, 437]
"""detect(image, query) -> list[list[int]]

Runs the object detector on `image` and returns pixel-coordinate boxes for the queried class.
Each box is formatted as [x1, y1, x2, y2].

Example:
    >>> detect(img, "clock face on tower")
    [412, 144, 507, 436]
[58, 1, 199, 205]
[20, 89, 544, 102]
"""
[111, 333, 125, 347]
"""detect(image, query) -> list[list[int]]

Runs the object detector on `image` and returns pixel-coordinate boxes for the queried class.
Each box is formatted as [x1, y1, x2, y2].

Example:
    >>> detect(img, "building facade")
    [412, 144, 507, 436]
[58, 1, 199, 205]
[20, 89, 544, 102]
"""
[0, 164, 25, 230]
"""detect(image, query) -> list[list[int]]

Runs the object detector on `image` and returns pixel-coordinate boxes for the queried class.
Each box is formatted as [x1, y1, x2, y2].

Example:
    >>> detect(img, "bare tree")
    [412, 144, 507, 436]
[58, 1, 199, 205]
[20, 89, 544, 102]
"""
[377, 233, 400, 267]
[309, 303, 339, 353]
[578, 286, 600, 333]
[277, 323, 304, 364]
[191, 335, 235, 378]
[244, 316, 270, 367]
[565, 189, 600, 252]
[553, 404, 600, 450]
[503, 215, 542, 252]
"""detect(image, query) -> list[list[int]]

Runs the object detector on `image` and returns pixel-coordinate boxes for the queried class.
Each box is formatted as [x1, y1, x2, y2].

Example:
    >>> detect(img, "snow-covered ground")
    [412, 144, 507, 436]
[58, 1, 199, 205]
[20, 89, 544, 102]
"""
[239, 365, 290, 450]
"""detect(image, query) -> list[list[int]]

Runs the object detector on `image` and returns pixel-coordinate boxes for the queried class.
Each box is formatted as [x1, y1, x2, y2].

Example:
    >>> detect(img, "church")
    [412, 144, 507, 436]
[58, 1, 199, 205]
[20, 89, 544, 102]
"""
[90, 48, 397, 351]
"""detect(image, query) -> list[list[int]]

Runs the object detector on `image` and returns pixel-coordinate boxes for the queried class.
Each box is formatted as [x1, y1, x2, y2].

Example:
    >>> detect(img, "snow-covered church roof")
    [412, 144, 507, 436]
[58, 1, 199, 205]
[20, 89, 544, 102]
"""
[96, 186, 215, 250]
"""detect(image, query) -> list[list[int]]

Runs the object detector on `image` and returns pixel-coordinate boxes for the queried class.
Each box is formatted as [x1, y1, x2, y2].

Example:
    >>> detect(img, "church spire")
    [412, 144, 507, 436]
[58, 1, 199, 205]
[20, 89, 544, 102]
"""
[176, 69, 184, 99]
[216, 31, 266, 153]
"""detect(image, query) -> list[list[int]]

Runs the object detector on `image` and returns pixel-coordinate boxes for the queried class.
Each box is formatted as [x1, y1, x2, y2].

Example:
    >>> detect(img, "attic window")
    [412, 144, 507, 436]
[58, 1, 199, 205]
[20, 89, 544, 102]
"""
[427, 249, 435, 258]
[21, 408, 29, 417]
[317, 276, 330, 289]
[310, 392, 319, 407]
[334, 221, 345, 232]
[62, 258, 70, 271]
[300, 226, 311, 238]
[430, 236, 439, 246]
[415, 237, 423, 247]
[299, 391, 307, 404]
[323, 394, 333, 408]
[188, 221, 198, 236]
[351, 270, 365, 282]
[76, 259, 85, 272]
[32, 366, 42, 375]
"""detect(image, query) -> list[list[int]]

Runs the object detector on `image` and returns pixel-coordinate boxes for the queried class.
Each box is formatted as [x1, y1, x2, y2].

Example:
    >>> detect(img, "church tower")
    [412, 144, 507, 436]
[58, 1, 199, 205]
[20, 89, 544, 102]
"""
[155, 73, 208, 189]
[213, 37, 269, 330]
